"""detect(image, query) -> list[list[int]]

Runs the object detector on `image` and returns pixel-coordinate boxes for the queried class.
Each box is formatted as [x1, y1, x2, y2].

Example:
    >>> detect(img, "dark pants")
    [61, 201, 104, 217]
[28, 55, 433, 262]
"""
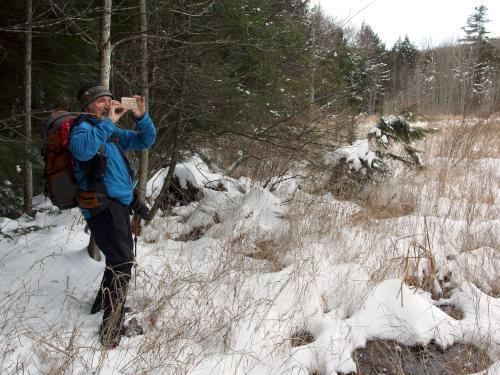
[87, 200, 133, 343]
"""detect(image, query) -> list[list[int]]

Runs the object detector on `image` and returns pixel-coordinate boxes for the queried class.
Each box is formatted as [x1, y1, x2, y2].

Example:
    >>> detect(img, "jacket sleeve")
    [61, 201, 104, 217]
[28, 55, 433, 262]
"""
[114, 112, 156, 151]
[69, 118, 115, 161]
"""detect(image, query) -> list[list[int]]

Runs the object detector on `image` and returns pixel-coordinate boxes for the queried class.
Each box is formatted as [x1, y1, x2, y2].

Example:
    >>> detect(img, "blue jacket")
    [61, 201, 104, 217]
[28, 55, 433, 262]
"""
[70, 113, 156, 217]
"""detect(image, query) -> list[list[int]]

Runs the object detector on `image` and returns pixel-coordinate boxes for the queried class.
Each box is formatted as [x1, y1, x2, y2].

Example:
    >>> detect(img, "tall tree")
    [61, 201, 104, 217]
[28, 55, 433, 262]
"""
[88, 0, 113, 262]
[459, 5, 498, 109]
[461, 5, 490, 44]
[23, 0, 33, 214]
[355, 23, 389, 114]
[137, 0, 149, 204]
[99, 0, 112, 88]
[388, 35, 418, 111]
[303, 6, 354, 115]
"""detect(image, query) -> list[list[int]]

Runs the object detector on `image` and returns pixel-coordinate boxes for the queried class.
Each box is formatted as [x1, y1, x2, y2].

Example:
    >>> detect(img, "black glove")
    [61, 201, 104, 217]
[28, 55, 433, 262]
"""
[129, 195, 152, 221]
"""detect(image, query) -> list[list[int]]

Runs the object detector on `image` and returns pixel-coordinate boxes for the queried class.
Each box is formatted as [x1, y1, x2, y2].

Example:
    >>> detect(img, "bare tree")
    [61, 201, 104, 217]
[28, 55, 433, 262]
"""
[137, 0, 149, 204]
[23, 0, 33, 215]
[99, 0, 112, 88]
[88, 0, 113, 261]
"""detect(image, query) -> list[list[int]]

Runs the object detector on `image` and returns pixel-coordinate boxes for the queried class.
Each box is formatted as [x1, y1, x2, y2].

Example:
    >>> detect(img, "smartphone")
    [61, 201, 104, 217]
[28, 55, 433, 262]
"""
[121, 97, 138, 110]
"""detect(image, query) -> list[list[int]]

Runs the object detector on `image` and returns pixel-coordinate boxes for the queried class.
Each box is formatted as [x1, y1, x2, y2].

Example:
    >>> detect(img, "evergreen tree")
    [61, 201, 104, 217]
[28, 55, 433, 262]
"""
[368, 113, 435, 168]
[414, 49, 438, 113]
[354, 23, 389, 114]
[461, 5, 490, 44]
[0, 0, 98, 217]
[459, 5, 499, 108]
[300, 5, 375, 133]
[388, 35, 418, 110]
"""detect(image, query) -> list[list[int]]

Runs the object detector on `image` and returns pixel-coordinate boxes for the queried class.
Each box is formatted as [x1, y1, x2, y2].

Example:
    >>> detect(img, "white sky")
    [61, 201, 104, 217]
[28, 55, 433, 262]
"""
[316, 0, 500, 48]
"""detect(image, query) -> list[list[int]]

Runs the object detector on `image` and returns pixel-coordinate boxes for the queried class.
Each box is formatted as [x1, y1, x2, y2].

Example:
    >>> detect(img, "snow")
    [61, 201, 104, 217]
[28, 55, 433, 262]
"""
[147, 155, 239, 200]
[1, 131, 499, 374]
[384, 114, 404, 127]
[350, 279, 459, 348]
[369, 126, 381, 137]
[325, 139, 378, 172]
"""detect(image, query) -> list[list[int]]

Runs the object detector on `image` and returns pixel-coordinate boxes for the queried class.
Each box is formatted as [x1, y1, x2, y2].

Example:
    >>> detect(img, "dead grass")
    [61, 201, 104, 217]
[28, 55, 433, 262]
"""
[430, 118, 500, 161]
[354, 179, 418, 220]
[438, 304, 464, 320]
[175, 226, 208, 242]
[401, 225, 442, 300]
[243, 240, 286, 272]
[355, 114, 381, 138]
[346, 340, 492, 375]
[290, 329, 315, 347]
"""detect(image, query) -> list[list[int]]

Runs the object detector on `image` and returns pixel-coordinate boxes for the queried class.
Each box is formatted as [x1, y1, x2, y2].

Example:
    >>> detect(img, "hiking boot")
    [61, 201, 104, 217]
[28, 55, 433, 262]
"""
[123, 317, 144, 337]
[99, 319, 144, 349]
[100, 333, 121, 350]
[100, 325, 125, 350]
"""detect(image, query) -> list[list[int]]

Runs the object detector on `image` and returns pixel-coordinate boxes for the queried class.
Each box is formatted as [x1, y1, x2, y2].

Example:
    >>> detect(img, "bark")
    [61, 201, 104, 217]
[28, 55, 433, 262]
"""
[309, 11, 316, 119]
[88, 0, 113, 262]
[137, 0, 149, 203]
[99, 0, 112, 88]
[23, 0, 33, 215]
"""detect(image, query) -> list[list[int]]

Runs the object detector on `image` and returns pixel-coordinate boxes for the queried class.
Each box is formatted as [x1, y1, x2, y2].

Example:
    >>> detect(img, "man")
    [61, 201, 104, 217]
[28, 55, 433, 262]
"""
[70, 81, 156, 349]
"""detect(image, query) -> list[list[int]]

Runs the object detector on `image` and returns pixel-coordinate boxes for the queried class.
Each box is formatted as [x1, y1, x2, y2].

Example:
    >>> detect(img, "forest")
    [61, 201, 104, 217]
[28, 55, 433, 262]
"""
[1, 0, 499, 217]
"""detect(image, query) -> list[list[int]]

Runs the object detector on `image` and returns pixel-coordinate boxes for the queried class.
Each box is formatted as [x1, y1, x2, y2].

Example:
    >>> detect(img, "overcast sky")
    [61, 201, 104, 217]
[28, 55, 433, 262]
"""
[315, 0, 500, 48]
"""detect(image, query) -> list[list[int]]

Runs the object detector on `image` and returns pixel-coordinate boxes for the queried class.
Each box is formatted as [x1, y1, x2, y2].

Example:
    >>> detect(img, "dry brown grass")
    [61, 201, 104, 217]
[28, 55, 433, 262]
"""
[289, 329, 315, 348]
[401, 225, 442, 300]
[319, 114, 499, 302]
[347, 340, 491, 375]
[243, 240, 286, 272]
[430, 118, 500, 161]
[354, 179, 418, 220]
[355, 114, 381, 138]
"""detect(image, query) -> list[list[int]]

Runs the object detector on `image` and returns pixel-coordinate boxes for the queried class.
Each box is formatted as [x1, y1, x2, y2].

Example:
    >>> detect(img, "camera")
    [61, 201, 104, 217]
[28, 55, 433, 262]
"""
[121, 97, 138, 110]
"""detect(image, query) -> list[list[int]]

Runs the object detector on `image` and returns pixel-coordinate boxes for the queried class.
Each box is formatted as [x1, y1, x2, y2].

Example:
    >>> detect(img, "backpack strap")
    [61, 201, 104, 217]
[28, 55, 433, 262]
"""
[109, 131, 136, 184]
[69, 115, 109, 194]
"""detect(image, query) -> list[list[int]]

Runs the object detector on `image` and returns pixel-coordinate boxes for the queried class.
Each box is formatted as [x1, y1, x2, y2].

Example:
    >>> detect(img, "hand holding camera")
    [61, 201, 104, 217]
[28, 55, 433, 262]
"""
[108, 96, 146, 123]
[126, 95, 146, 119]
[108, 100, 127, 123]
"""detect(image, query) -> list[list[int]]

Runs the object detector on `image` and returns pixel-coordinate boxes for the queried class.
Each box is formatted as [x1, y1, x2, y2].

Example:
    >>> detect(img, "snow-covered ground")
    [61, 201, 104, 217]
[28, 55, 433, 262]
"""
[0, 119, 498, 374]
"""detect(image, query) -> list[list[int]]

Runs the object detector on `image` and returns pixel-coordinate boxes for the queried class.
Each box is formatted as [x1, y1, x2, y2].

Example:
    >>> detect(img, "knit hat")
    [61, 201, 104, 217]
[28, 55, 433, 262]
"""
[77, 81, 113, 109]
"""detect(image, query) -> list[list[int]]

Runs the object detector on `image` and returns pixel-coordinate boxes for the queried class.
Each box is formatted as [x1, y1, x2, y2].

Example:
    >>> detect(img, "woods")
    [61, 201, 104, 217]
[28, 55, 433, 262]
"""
[0, 1, 499, 217]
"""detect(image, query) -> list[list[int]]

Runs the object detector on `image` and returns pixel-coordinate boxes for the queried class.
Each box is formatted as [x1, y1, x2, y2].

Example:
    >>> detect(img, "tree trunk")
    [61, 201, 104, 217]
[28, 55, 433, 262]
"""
[137, 0, 149, 203]
[87, 0, 113, 262]
[23, 0, 33, 215]
[99, 0, 112, 89]
[309, 10, 316, 119]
